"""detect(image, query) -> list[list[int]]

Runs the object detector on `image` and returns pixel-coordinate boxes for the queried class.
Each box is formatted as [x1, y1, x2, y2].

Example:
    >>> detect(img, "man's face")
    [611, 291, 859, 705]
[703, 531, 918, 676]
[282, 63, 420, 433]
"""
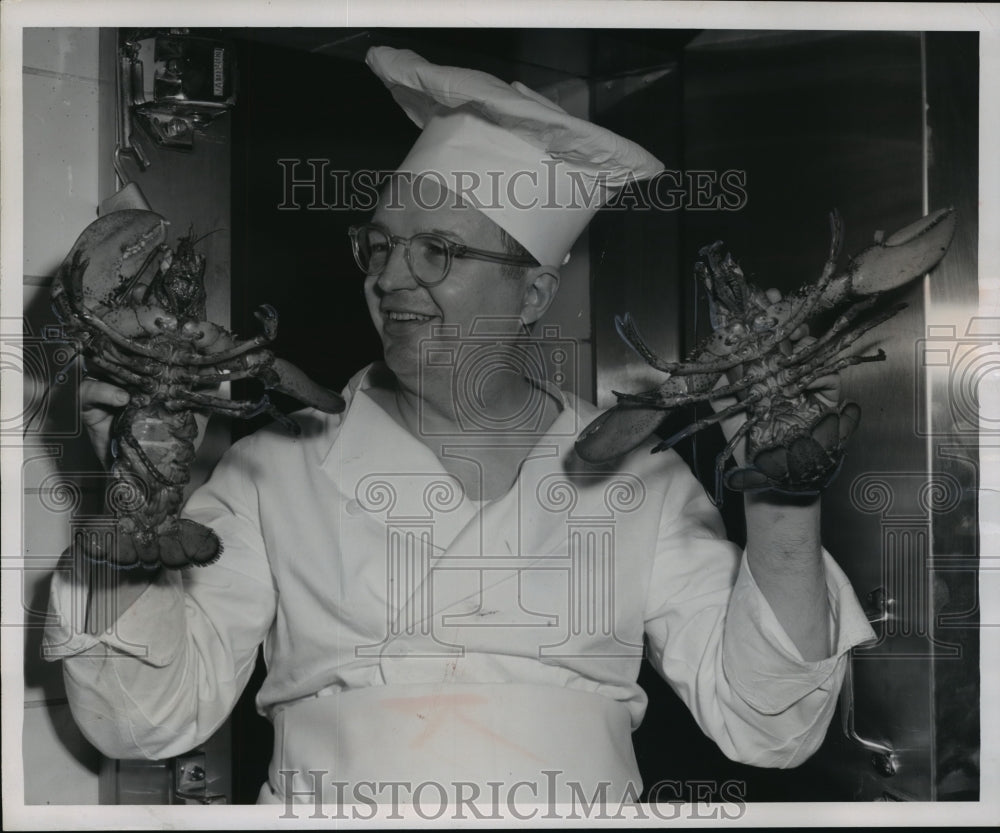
[364, 179, 530, 386]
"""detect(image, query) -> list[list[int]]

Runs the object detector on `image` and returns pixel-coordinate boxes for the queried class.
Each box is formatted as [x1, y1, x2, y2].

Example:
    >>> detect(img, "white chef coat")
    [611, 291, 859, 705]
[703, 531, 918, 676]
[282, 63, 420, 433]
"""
[44, 362, 877, 805]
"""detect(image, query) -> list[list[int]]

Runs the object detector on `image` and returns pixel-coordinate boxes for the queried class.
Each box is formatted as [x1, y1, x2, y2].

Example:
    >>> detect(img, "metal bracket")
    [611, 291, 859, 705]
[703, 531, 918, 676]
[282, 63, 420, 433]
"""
[863, 585, 892, 624]
[114, 38, 150, 187]
[173, 750, 227, 804]
[840, 590, 897, 777]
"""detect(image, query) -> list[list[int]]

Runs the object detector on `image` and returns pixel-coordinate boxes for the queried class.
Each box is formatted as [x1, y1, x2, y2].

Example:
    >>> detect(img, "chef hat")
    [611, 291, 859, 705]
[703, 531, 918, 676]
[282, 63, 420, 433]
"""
[366, 46, 664, 267]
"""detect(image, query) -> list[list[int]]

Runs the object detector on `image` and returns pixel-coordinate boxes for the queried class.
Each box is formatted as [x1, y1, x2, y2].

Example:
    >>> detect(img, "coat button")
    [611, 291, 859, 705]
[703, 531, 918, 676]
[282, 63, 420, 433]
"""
[345, 499, 362, 516]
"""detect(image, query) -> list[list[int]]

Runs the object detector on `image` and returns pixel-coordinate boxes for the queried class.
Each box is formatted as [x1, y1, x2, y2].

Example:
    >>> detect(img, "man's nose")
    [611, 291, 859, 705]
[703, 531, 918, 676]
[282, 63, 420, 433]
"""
[375, 242, 418, 291]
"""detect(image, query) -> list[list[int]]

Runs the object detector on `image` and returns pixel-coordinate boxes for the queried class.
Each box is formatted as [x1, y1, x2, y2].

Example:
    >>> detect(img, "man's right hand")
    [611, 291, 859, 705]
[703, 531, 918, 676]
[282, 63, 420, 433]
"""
[81, 378, 130, 470]
[79, 378, 210, 630]
[80, 378, 210, 471]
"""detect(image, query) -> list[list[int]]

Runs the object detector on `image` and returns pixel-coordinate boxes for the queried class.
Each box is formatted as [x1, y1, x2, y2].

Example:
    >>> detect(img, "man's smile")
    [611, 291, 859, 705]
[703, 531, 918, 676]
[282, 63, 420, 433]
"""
[379, 305, 441, 336]
[383, 310, 436, 322]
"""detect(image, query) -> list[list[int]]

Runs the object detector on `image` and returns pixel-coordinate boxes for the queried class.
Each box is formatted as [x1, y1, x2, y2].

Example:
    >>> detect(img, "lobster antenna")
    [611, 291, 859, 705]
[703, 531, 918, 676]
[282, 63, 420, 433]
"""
[135, 227, 225, 307]
[110, 242, 167, 307]
[188, 227, 225, 248]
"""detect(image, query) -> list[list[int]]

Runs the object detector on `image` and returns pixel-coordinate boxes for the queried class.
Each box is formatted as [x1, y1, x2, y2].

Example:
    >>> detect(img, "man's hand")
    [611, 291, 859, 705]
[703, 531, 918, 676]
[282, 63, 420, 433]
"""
[81, 378, 130, 470]
[704, 288, 835, 661]
[710, 288, 842, 468]
[80, 377, 209, 471]
[79, 376, 211, 633]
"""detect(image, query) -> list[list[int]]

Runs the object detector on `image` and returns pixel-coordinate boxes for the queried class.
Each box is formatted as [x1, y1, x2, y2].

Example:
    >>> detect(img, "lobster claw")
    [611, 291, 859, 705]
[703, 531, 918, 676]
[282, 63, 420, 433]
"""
[257, 357, 346, 415]
[575, 402, 668, 463]
[839, 206, 956, 298]
[54, 209, 169, 306]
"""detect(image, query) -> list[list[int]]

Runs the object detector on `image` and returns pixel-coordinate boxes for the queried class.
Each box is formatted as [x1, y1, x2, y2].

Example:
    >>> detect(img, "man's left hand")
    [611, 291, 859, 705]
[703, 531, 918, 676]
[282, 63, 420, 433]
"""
[710, 287, 842, 468]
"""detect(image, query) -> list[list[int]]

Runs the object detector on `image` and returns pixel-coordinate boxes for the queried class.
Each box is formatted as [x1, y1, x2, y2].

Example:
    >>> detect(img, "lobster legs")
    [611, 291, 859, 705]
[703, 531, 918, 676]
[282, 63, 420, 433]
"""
[576, 209, 957, 501]
[53, 208, 346, 569]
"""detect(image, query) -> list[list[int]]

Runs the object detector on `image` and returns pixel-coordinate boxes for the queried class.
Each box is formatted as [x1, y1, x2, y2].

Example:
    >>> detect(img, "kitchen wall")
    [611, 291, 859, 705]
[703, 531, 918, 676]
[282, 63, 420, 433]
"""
[20, 26, 114, 805]
[19, 27, 236, 805]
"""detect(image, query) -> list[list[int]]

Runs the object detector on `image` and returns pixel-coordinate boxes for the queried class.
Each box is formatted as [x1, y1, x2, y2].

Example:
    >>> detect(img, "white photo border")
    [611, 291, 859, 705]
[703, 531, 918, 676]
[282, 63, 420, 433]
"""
[2, 1, 997, 828]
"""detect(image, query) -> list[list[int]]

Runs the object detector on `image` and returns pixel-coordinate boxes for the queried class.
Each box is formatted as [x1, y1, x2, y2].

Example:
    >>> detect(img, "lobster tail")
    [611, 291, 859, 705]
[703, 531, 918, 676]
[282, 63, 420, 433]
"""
[160, 520, 222, 568]
[59, 209, 349, 570]
[100, 405, 222, 569]
[76, 519, 221, 570]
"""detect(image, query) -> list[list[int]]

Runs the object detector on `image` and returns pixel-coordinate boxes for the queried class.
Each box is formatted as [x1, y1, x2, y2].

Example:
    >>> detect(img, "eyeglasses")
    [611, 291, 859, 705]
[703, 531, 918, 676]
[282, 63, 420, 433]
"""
[348, 224, 537, 287]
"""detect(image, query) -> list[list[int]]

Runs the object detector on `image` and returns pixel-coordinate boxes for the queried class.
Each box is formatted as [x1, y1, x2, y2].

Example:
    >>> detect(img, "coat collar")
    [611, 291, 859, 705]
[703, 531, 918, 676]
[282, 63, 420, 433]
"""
[321, 362, 598, 502]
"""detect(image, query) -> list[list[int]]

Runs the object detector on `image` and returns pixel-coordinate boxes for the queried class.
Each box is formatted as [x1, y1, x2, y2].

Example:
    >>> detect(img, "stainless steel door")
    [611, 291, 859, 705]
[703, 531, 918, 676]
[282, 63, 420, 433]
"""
[606, 29, 979, 801]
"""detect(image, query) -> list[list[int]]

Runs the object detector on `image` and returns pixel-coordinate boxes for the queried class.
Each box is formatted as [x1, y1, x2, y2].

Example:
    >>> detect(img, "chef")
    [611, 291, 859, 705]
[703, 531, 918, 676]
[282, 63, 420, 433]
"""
[45, 46, 876, 809]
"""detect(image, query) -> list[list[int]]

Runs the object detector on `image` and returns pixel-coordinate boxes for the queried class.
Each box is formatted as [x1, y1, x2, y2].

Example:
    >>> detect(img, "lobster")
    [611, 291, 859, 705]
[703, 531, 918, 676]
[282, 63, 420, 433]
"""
[575, 208, 957, 502]
[52, 209, 346, 569]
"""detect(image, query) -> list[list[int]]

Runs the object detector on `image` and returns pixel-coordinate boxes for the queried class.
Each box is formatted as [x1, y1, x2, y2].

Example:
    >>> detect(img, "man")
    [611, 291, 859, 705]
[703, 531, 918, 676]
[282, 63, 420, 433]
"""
[45, 46, 876, 807]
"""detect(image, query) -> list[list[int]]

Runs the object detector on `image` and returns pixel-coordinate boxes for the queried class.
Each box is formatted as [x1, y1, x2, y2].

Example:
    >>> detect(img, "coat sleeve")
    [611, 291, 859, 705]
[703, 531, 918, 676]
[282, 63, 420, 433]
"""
[642, 465, 877, 768]
[42, 438, 277, 761]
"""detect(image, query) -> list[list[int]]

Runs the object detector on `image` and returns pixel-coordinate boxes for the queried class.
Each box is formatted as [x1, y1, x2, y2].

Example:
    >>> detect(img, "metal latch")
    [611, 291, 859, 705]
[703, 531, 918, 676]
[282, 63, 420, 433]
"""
[173, 751, 227, 804]
[864, 586, 892, 624]
[840, 586, 897, 777]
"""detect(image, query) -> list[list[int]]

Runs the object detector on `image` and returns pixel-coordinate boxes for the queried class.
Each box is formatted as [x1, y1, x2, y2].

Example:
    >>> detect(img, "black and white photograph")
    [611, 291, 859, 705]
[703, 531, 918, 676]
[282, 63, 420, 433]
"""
[2, 0, 997, 827]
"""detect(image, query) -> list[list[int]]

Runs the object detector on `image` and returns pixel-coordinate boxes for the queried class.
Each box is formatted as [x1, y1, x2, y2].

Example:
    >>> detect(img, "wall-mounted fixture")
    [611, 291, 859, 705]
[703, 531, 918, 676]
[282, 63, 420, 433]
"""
[121, 30, 237, 154]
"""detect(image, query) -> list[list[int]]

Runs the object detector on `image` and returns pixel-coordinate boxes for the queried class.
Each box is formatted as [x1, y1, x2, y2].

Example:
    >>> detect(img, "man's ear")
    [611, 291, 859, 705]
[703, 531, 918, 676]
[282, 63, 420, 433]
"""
[520, 266, 561, 326]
